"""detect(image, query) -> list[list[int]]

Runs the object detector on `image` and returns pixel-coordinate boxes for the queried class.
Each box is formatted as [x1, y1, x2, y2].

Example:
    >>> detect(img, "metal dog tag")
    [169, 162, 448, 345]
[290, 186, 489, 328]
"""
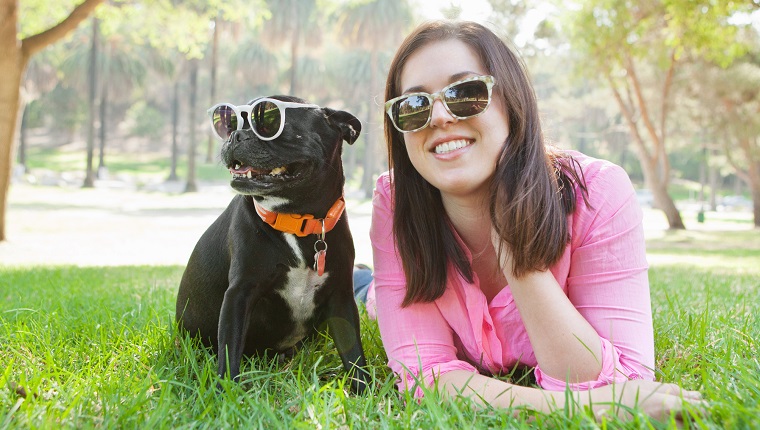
[314, 249, 326, 276]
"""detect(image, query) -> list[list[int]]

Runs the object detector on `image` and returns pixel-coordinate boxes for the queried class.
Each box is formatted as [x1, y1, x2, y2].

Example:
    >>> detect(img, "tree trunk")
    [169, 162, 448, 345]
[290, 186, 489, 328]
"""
[97, 39, 109, 177]
[289, 1, 300, 95]
[97, 69, 108, 177]
[17, 104, 27, 173]
[83, 18, 98, 188]
[0, 50, 23, 243]
[168, 79, 180, 181]
[360, 49, 378, 197]
[708, 148, 718, 211]
[752, 184, 760, 228]
[185, 59, 198, 193]
[0, 0, 103, 241]
[606, 73, 685, 229]
[206, 15, 219, 164]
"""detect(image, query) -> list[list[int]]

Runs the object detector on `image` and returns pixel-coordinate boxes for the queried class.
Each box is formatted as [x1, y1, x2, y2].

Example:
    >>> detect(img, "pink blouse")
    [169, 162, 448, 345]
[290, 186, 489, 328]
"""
[367, 151, 655, 396]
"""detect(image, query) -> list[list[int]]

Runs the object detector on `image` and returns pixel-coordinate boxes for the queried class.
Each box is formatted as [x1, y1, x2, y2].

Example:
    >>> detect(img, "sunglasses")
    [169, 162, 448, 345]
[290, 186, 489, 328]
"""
[207, 98, 319, 141]
[385, 75, 496, 133]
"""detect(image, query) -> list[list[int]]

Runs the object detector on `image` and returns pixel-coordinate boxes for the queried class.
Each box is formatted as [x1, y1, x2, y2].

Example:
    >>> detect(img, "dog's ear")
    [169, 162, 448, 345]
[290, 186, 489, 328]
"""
[323, 108, 362, 145]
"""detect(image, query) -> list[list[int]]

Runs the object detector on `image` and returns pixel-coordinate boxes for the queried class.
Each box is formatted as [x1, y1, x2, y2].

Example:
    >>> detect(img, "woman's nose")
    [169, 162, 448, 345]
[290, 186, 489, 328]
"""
[429, 98, 456, 129]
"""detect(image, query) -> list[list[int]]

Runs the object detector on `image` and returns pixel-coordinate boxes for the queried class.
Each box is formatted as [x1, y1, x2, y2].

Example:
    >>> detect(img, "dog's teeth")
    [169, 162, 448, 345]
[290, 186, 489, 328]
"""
[270, 167, 287, 176]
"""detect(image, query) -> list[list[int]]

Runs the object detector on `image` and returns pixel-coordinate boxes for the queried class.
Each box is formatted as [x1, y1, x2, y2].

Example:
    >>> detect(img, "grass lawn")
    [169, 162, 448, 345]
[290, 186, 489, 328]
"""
[2, 230, 759, 428]
[24, 147, 231, 184]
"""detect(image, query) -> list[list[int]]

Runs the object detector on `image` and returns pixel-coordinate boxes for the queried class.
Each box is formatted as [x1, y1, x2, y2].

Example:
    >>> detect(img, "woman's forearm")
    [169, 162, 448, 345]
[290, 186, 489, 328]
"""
[507, 271, 603, 383]
[437, 370, 703, 422]
[438, 370, 564, 413]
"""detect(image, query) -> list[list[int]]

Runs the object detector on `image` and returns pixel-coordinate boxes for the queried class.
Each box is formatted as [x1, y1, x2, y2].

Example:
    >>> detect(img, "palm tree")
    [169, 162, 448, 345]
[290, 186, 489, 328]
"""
[60, 17, 148, 186]
[260, 0, 321, 95]
[84, 17, 98, 188]
[18, 50, 60, 174]
[334, 0, 412, 195]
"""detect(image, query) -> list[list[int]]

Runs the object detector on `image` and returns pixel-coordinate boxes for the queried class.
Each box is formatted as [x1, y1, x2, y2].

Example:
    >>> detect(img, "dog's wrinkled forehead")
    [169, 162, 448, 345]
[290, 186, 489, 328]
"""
[247, 95, 309, 105]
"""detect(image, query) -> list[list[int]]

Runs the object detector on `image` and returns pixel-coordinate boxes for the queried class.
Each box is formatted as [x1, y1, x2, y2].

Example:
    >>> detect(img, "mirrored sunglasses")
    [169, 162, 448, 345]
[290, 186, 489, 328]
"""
[207, 98, 319, 141]
[385, 75, 496, 133]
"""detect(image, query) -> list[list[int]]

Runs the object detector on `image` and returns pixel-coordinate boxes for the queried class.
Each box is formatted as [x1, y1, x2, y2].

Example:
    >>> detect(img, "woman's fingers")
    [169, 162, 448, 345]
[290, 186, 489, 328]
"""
[629, 381, 708, 423]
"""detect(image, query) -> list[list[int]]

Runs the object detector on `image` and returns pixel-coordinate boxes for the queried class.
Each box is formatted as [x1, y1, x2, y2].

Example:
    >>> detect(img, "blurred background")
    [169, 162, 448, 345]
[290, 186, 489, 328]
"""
[1, 0, 759, 265]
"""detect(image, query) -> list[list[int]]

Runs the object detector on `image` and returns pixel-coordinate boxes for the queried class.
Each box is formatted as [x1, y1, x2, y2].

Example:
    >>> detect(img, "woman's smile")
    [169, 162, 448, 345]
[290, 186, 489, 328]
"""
[433, 138, 473, 155]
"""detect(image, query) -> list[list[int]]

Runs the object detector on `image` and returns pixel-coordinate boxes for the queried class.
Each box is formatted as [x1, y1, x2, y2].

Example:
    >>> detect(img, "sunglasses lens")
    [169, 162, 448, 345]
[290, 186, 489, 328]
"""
[252, 101, 281, 139]
[392, 95, 431, 132]
[444, 80, 490, 118]
[211, 104, 237, 139]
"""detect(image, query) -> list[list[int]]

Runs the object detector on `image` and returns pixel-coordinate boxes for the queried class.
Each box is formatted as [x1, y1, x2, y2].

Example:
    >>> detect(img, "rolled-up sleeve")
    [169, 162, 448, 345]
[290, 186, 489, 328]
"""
[535, 162, 655, 390]
[370, 173, 477, 396]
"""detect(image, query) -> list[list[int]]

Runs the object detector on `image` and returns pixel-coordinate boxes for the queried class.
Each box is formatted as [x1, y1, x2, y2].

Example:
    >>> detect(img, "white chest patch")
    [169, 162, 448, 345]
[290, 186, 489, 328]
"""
[257, 196, 291, 212]
[276, 234, 329, 350]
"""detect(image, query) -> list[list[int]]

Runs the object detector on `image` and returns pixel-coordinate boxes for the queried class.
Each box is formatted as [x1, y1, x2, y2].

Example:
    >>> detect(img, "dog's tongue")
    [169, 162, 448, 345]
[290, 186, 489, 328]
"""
[230, 166, 266, 176]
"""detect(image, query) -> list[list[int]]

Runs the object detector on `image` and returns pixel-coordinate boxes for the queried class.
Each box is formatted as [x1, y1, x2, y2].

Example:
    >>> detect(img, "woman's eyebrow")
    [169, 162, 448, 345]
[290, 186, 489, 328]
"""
[401, 71, 482, 94]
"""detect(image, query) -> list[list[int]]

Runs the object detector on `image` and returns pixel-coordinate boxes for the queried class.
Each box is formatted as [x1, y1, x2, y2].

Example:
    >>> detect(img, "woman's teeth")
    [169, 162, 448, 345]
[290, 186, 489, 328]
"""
[434, 139, 470, 154]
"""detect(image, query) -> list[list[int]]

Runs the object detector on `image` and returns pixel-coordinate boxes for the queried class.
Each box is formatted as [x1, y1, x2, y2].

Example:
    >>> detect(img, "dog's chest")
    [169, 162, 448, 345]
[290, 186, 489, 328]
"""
[275, 234, 328, 349]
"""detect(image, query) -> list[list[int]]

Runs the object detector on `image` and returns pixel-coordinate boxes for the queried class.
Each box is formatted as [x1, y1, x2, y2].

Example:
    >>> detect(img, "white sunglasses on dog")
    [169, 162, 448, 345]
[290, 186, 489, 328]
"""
[208, 98, 319, 141]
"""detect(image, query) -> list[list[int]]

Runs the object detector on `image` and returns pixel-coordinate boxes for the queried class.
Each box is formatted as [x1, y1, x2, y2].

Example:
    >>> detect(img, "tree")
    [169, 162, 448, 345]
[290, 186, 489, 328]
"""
[564, 0, 752, 229]
[689, 60, 760, 226]
[0, 0, 104, 241]
[260, 0, 321, 96]
[334, 0, 412, 196]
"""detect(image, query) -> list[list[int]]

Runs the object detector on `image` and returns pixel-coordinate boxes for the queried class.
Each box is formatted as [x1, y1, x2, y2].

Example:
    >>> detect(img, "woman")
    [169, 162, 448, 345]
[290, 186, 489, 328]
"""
[367, 20, 702, 420]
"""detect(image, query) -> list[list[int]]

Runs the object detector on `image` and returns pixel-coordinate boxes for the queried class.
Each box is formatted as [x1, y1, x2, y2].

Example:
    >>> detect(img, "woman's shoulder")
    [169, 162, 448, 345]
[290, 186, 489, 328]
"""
[561, 150, 634, 196]
[373, 171, 394, 204]
[558, 149, 640, 232]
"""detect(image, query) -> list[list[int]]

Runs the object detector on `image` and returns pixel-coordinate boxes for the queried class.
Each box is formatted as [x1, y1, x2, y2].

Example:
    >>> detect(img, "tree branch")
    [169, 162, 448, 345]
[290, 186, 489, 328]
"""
[607, 74, 653, 167]
[624, 56, 663, 156]
[21, 0, 105, 61]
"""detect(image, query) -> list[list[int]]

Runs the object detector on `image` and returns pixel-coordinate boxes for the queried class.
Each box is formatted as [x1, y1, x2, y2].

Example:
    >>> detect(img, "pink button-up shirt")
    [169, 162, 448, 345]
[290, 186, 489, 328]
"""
[367, 151, 655, 396]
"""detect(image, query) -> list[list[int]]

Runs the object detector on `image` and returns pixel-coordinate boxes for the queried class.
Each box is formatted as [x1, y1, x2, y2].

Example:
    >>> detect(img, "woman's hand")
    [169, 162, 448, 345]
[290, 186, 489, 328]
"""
[585, 380, 705, 423]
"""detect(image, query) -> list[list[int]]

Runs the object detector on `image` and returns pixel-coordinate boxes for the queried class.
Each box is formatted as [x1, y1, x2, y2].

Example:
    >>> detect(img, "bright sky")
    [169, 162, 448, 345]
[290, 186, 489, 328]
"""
[408, 0, 544, 46]
[411, 0, 494, 23]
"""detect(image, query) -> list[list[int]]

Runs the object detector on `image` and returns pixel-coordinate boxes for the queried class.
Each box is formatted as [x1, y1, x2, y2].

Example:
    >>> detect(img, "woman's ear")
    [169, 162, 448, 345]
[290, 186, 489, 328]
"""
[322, 108, 362, 145]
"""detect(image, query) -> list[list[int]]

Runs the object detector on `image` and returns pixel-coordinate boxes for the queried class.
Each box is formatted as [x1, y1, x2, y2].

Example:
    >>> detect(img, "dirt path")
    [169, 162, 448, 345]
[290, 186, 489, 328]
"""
[0, 181, 374, 267]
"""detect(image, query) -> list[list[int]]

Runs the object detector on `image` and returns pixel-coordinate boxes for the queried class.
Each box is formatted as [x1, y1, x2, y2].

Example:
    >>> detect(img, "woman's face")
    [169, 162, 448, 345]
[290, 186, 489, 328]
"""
[398, 38, 509, 200]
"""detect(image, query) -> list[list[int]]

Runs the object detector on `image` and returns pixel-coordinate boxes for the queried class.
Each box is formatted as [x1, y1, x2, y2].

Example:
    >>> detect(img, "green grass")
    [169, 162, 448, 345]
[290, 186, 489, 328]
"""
[2, 234, 760, 428]
[25, 147, 230, 183]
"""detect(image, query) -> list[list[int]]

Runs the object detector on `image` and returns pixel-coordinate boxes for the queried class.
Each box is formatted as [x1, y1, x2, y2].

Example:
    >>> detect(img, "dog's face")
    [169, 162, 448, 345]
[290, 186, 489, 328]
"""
[220, 96, 360, 205]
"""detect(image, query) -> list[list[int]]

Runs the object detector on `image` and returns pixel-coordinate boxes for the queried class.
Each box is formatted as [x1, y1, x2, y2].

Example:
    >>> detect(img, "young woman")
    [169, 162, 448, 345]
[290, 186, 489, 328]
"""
[367, 20, 702, 421]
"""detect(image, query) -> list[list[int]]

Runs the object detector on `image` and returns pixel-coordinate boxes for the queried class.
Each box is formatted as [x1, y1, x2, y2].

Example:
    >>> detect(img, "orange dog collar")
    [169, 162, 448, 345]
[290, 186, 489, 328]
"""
[253, 197, 345, 237]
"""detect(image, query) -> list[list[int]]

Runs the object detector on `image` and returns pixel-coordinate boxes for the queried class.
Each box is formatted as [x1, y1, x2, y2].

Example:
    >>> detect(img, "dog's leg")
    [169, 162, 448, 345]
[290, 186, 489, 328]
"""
[216, 281, 261, 383]
[323, 294, 370, 394]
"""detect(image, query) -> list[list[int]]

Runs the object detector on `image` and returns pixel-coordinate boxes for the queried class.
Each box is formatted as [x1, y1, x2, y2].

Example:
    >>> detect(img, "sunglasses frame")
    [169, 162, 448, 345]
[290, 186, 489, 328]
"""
[385, 74, 496, 133]
[207, 98, 319, 141]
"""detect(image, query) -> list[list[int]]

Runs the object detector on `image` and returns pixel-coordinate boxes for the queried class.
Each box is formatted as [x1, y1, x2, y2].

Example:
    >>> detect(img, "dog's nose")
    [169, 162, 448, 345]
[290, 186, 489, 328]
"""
[230, 130, 245, 144]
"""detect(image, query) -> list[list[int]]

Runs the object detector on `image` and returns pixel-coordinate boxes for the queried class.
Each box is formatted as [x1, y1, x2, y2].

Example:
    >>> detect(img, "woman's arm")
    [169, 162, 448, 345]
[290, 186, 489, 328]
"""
[438, 370, 702, 421]
[492, 162, 654, 386]
[500, 268, 603, 383]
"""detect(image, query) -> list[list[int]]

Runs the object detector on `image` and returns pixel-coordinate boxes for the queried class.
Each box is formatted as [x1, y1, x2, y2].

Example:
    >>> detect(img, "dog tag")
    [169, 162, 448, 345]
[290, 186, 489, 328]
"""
[314, 250, 326, 276]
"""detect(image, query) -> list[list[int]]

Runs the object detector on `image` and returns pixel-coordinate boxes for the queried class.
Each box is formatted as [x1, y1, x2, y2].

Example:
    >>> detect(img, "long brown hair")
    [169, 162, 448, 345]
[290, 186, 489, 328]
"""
[384, 21, 588, 306]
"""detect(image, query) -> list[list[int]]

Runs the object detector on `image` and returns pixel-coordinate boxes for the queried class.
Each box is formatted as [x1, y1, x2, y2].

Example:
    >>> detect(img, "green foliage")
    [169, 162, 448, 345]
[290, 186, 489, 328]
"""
[17, 0, 89, 38]
[1, 231, 759, 427]
[42, 84, 87, 133]
[564, 0, 756, 76]
[126, 101, 166, 139]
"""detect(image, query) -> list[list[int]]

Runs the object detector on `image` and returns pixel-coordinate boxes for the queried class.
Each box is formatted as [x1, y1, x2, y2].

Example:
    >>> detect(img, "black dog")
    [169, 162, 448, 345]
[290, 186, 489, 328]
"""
[176, 96, 369, 393]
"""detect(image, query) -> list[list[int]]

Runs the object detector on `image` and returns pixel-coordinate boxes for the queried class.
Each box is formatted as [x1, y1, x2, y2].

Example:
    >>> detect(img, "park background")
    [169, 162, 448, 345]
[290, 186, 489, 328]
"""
[1, 0, 759, 428]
